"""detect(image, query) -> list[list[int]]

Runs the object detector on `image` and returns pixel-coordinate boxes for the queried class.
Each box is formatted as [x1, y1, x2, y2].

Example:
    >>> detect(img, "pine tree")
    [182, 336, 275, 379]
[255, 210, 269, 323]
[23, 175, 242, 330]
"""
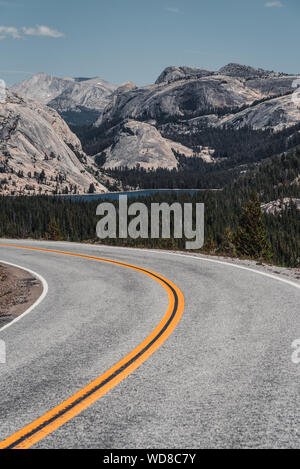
[219, 227, 236, 257]
[233, 193, 272, 261]
[202, 234, 218, 253]
[88, 183, 96, 194]
[46, 219, 63, 241]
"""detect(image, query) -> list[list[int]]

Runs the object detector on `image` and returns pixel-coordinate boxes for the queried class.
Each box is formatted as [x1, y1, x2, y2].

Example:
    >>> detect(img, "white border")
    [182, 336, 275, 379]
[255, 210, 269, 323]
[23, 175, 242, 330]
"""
[0, 260, 48, 334]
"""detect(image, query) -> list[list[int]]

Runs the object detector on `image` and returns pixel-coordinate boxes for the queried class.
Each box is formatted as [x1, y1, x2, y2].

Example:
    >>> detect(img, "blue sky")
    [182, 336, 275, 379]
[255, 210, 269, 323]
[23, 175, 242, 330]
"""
[0, 0, 299, 86]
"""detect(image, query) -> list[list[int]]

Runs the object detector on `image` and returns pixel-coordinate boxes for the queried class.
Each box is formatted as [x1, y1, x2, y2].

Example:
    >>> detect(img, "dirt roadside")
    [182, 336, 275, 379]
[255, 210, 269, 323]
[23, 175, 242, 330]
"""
[0, 263, 43, 328]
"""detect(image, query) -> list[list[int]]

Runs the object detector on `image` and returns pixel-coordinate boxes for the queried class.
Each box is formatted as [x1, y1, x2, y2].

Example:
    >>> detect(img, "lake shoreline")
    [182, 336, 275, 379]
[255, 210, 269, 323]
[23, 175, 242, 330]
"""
[55, 188, 224, 202]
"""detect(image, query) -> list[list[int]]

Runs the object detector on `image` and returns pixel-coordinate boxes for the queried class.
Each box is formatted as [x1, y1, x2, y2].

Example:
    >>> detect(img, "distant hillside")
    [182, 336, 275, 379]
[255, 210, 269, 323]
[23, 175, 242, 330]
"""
[10, 63, 300, 187]
[70, 62, 300, 172]
[11, 73, 118, 126]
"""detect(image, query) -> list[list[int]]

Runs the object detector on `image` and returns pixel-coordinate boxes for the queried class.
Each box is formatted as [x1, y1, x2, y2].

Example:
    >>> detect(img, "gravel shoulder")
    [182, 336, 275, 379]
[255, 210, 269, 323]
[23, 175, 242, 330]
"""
[170, 250, 300, 284]
[0, 263, 43, 328]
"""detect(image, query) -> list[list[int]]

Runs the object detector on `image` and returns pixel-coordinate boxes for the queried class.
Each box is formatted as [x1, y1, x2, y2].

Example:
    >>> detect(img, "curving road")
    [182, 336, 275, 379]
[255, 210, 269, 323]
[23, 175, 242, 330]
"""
[0, 240, 300, 449]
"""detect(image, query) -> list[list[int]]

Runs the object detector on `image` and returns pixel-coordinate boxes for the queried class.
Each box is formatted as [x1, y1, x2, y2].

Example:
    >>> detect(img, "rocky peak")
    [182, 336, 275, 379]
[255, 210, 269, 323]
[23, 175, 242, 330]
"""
[11, 73, 73, 104]
[218, 63, 277, 78]
[115, 82, 137, 93]
[11, 73, 118, 112]
[155, 66, 213, 84]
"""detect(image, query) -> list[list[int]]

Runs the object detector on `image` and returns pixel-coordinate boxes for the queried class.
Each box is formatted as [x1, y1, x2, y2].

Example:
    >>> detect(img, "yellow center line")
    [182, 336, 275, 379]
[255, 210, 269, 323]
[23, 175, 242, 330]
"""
[0, 244, 184, 450]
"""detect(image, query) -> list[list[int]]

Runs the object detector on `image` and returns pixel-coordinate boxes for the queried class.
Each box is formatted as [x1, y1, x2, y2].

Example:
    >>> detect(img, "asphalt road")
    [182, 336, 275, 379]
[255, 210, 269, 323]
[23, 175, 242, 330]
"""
[0, 240, 299, 449]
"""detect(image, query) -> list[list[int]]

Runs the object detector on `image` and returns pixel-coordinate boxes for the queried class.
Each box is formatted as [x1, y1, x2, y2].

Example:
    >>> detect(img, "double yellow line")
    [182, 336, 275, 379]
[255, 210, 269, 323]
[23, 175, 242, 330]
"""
[0, 244, 184, 449]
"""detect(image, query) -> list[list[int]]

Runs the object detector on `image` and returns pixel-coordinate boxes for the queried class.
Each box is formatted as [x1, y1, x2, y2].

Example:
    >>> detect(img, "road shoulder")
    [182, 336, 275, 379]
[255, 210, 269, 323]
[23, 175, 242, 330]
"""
[0, 263, 43, 328]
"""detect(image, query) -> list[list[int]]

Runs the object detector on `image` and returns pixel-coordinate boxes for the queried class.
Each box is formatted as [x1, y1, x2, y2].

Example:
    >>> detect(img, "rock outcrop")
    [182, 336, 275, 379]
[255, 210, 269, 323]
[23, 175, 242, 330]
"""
[98, 64, 299, 130]
[218, 63, 278, 78]
[261, 198, 300, 214]
[98, 120, 214, 170]
[155, 66, 214, 84]
[98, 75, 266, 126]
[189, 94, 300, 131]
[0, 91, 107, 195]
[94, 82, 137, 127]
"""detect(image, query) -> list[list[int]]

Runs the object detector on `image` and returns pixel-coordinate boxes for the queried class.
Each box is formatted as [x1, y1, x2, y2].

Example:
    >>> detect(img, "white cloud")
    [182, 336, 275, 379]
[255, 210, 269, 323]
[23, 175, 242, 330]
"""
[165, 7, 180, 13]
[22, 25, 64, 38]
[0, 26, 21, 39]
[265, 1, 283, 7]
[0, 24, 64, 40]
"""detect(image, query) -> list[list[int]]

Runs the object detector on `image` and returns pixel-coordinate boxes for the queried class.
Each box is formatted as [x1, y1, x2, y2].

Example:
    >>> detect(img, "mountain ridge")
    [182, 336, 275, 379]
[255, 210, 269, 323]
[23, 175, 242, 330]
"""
[11, 73, 118, 126]
[9, 63, 300, 173]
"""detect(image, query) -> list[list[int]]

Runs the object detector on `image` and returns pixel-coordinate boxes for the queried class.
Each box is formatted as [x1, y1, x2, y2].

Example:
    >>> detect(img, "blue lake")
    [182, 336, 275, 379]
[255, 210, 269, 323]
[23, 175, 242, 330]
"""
[63, 189, 221, 202]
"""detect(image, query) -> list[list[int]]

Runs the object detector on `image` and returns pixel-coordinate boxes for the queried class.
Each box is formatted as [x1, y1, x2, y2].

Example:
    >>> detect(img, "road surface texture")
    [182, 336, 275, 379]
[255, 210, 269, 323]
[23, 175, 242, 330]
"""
[0, 240, 299, 449]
